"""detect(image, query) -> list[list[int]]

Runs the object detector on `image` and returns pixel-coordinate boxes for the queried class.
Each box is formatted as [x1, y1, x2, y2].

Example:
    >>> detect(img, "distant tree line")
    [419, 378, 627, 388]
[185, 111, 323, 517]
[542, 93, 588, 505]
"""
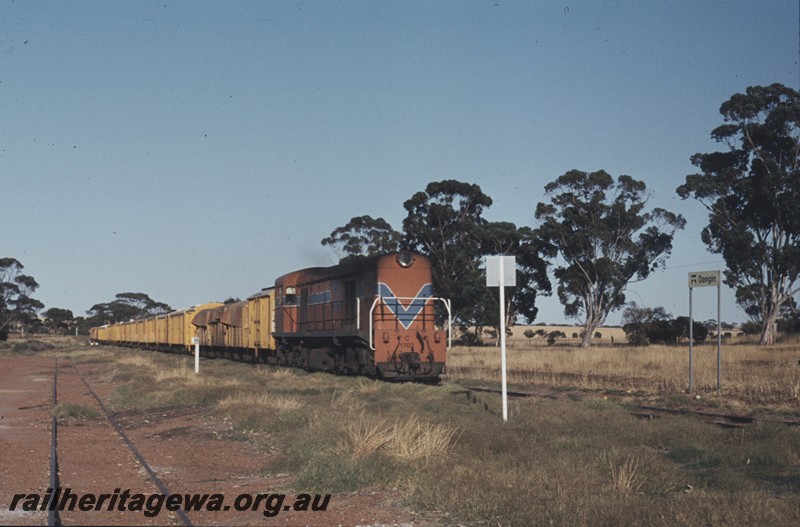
[620, 302, 719, 346]
[84, 292, 172, 327]
[0, 259, 172, 339]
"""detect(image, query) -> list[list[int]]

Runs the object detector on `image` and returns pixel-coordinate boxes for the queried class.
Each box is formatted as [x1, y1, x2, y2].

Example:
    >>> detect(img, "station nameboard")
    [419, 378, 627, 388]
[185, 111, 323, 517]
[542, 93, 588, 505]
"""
[486, 255, 516, 287]
[688, 270, 720, 288]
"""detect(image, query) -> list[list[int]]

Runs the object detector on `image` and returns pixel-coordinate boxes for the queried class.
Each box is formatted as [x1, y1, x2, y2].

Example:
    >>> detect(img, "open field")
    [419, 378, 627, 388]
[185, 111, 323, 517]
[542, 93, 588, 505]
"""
[447, 341, 800, 409]
[1, 336, 799, 526]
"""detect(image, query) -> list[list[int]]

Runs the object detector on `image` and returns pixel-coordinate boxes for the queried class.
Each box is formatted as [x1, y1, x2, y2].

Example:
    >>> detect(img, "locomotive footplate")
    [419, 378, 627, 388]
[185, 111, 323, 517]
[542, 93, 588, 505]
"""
[376, 360, 445, 381]
[376, 348, 444, 380]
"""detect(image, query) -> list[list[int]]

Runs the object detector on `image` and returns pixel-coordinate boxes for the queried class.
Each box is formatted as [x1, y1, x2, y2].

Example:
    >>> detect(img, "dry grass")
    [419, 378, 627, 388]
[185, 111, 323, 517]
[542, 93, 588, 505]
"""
[343, 413, 393, 459]
[447, 342, 800, 406]
[114, 357, 244, 389]
[0, 334, 90, 355]
[260, 366, 297, 380]
[218, 391, 305, 411]
[343, 413, 459, 461]
[115, 353, 157, 369]
[353, 378, 383, 396]
[329, 389, 365, 412]
[152, 361, 194, 382]
[107, 352, 255, 409]
[53, 402, 100, 421]
[602, 451, 647, 496]
[388, 415, 460, 461]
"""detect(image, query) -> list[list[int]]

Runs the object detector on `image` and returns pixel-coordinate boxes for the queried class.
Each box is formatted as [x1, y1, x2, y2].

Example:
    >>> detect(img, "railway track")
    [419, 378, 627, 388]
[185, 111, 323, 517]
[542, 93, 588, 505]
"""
[48, 358, 194, 526]
[48, 360, 59, 527]
[461, 383, 800, 428]
[450, 365, 652, 386]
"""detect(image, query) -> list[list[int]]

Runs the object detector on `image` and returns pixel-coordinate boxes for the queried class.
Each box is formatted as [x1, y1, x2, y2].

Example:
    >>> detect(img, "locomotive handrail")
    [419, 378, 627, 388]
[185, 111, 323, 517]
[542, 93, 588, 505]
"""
[368, 296, 452, 351]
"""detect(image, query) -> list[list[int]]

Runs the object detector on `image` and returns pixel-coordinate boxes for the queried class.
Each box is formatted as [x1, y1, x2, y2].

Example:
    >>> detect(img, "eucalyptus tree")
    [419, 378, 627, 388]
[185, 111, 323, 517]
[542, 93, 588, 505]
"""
[0, 257, 44, 338]
[44, 307, 75, 335]
[480, 221, 551, 331]
[321, 215, 402, 263]
[86, 292, 171, 326]
[401, 180, 494, 327]
[535, 170, 685, 347]
[677, 83, 800, 345]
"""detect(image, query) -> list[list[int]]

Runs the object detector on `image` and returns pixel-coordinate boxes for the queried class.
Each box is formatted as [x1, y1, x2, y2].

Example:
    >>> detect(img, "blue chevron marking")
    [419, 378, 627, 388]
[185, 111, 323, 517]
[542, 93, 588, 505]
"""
[376, 282, 433, 329]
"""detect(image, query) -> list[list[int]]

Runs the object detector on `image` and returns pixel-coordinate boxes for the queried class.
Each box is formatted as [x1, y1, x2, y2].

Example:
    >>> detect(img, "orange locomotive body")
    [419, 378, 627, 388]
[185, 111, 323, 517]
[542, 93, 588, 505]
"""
[274, 252, 450, 380]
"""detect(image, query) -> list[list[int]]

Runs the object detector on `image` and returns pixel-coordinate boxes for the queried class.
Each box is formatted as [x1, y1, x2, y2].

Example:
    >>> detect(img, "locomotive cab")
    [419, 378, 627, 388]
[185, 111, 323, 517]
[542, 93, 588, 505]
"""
[273, 252, 450, 380]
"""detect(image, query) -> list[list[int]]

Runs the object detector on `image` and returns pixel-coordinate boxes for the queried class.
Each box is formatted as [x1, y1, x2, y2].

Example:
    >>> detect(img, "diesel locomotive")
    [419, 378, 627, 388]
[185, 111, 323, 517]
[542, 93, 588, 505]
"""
[90, 251, 451, 381]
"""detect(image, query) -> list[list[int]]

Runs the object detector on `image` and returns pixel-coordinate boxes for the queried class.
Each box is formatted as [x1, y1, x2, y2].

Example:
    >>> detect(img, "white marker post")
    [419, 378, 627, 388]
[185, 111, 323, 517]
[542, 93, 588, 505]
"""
[192, 336, 200, 374]
[486, 255, 516, 421]
[687, 270, 722, 393]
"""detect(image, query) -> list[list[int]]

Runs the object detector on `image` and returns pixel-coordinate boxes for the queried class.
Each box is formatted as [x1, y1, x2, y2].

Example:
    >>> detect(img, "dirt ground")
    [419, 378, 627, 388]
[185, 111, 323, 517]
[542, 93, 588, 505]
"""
[0, 356, 422, 526]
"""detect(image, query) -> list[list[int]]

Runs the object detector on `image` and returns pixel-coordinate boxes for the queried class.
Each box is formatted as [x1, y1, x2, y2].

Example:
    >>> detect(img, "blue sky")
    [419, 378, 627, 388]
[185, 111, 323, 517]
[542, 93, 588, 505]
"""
[2, 1, 798, 325]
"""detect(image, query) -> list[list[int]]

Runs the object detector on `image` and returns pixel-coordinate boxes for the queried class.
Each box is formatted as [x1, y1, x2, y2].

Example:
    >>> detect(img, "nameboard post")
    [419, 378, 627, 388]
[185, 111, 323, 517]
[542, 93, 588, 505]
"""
[688, 270, 722, 393]
[486, 255, 516, 421]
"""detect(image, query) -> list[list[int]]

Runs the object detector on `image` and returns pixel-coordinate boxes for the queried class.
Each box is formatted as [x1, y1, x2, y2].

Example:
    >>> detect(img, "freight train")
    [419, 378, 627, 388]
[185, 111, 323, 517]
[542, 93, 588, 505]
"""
[90, 252, 451, 380]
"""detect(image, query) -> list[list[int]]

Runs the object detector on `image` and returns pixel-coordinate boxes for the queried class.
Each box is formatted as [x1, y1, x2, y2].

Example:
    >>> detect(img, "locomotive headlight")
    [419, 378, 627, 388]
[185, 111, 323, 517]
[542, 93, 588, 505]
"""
[396, 251, 415, 268]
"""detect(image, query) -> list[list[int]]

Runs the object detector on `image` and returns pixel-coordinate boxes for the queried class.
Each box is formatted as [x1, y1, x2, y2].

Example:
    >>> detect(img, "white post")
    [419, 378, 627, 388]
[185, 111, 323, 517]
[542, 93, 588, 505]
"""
[499, 261, 508, 422]
[486, 255, 515, 422]
[192, 337, 200, 374]
[717, 281, 721, 393]
[689, 287, 693, 393]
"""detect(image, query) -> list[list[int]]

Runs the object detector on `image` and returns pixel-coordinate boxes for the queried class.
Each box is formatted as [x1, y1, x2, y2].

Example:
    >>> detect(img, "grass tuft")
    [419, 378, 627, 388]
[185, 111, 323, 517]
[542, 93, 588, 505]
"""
[217, 392, 305, 411]
[53, 403, 100, 421]
[343, 413, 393, 459]
[343, 413, 458, 461]
[602, 451, 647, 495]
[353, 378, 383, 396]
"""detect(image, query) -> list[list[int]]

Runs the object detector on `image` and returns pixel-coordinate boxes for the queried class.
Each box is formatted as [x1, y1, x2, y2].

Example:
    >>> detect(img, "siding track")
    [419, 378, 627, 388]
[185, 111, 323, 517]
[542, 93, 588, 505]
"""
[48, 358, 194, 526]
[48, 359, 60, 527]
[461, 383, 800, 428]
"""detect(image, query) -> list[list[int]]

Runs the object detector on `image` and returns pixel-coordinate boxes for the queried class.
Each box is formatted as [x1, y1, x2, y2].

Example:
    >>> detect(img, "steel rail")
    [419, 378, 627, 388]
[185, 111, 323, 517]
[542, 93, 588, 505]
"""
[66, 358, 194, 527]
[48, 359, 61, 527]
